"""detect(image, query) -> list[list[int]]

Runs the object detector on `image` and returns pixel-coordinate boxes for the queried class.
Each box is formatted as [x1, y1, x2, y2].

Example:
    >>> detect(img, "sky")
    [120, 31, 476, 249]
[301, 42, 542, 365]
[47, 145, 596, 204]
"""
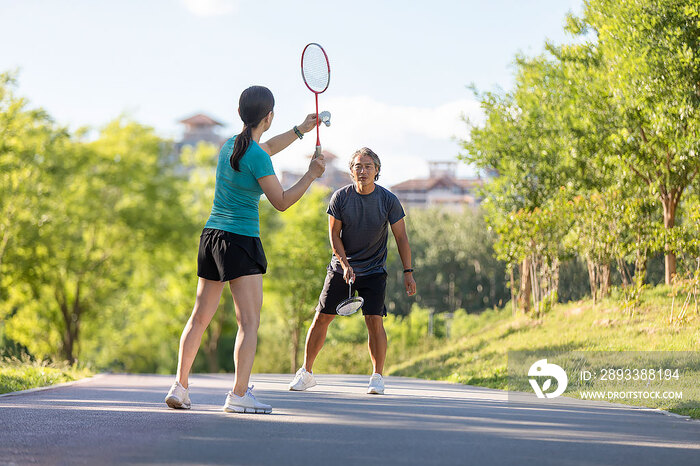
[0, 0, 582, 187]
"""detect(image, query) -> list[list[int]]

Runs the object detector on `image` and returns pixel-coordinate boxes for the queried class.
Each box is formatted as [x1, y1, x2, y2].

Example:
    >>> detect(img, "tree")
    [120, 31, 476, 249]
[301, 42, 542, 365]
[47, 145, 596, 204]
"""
[264, 187, 331, 372]
[4, 116, 187, 363]
[575, 0, 700, 284]
[461, 55, 605, 311]
[386, 208, 508, 315]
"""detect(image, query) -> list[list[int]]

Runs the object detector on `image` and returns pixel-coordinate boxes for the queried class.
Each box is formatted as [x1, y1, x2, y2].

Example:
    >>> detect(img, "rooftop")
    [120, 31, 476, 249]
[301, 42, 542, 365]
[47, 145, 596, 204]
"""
[179, 113, 223, 127]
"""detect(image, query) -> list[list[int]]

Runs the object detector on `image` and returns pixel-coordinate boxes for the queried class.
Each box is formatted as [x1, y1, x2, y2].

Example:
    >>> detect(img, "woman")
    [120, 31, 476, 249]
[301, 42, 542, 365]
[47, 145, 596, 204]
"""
[165, 85, 325, 414]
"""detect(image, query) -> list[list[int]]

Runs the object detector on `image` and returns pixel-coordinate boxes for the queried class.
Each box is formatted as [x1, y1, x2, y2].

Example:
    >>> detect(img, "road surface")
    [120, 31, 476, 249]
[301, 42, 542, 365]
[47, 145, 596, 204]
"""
[1, 374, 698, 465]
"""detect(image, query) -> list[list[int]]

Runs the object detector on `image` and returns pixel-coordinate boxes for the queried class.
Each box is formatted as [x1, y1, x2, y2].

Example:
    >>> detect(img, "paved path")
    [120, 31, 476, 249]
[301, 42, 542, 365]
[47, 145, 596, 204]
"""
[1, 374, 698, 465]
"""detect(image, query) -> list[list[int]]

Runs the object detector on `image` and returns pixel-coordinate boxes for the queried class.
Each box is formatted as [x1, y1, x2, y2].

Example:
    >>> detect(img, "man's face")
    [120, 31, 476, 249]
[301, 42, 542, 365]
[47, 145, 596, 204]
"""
[351, 154, 377, 185]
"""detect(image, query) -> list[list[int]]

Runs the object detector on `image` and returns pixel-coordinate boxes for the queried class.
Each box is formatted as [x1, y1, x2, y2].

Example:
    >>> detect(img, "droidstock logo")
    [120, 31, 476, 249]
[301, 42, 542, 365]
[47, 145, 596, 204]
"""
[528, 359, 568, 398]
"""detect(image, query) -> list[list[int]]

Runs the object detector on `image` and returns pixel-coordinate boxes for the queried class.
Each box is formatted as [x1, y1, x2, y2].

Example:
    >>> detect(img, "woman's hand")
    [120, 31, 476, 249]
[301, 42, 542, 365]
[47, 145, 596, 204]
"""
[298, 113, 319, 134]
[308, 154, 326, 179]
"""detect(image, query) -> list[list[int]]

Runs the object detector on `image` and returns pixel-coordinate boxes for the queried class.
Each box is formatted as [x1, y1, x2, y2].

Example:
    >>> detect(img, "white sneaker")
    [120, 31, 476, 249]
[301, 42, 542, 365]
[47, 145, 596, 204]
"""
[288, 367, 317, 391]
[165, 381, 191, 409]
[223, 386, 272, 414]
[367, 373, 385, 395]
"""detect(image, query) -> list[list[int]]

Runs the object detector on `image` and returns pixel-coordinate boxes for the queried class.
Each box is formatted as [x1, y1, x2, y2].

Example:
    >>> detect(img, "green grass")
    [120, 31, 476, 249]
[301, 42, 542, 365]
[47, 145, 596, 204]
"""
[385, 285, 700, 418]
[0, 357, 93, 394]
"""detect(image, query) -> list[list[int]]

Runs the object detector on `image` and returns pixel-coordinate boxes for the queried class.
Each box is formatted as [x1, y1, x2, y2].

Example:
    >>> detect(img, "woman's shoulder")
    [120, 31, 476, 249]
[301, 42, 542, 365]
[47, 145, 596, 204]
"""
[237, 140, 269, 164]
[240, 140, 274, 175]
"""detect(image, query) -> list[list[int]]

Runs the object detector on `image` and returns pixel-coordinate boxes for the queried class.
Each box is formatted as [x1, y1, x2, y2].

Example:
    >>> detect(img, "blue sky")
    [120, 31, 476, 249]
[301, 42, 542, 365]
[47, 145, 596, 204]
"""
[0, 0, 582, 186]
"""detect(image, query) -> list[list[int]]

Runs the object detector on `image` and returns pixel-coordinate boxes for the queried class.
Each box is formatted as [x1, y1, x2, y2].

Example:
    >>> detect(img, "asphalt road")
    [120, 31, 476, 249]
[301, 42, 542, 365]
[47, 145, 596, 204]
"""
[1, 373, 698, 465]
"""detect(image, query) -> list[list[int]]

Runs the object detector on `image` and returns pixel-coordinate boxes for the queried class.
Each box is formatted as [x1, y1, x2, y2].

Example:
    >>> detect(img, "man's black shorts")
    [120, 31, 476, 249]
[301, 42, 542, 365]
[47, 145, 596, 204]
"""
[197, 228, 267, 282]
[316, 270, 387, 316]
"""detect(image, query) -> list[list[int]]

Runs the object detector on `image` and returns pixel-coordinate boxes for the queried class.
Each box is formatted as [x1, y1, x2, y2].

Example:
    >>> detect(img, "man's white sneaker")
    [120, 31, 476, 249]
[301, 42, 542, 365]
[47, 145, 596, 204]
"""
[165, 381, 191, 409]
[288, 367, 317, 391]
[367, 373, 385, 395]
[223, 386, 272, 414]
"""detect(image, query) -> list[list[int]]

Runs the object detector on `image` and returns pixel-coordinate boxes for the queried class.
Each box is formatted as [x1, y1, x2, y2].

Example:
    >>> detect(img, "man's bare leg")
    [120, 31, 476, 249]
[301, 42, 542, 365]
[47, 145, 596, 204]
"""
[302, 312, 336, 372]
[365, 315, 387, 375]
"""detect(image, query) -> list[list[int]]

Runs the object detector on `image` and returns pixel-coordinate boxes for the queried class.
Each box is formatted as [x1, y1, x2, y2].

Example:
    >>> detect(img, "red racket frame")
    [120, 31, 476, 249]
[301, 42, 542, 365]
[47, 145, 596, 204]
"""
[301, 43, 330, 150]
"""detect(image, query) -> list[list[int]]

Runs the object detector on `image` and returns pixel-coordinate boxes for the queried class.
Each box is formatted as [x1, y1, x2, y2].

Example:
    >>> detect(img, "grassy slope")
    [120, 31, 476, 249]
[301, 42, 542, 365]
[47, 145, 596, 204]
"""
[0, 358, 93, 394]
[387, 286, 700, 418]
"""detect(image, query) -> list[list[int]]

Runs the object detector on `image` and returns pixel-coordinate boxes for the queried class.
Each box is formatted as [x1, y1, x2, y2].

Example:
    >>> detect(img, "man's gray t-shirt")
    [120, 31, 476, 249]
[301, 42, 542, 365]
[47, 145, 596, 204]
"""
[327, 184, 405, 276]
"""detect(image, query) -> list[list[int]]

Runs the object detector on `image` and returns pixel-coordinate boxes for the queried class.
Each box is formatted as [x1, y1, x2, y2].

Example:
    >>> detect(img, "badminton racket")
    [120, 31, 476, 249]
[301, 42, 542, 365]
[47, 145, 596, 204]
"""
[336, 279, 364, 316]
[301, 43, 330, 158]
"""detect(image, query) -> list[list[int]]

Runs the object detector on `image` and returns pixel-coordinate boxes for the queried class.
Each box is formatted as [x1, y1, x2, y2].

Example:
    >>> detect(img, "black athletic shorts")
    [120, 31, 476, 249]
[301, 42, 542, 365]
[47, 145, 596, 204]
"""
[197, 228, 267, 282]
[316, 270, 387, 316]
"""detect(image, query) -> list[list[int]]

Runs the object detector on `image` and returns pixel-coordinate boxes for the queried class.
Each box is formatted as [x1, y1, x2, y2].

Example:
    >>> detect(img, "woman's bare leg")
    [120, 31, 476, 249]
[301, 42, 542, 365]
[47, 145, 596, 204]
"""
[229, 274, 263, 396]
[176, 278, 225, 388]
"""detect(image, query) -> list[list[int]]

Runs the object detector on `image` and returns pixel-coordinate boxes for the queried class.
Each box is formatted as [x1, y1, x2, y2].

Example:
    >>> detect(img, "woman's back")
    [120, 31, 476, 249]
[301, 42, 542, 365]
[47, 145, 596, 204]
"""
[205, 136, 275, 237]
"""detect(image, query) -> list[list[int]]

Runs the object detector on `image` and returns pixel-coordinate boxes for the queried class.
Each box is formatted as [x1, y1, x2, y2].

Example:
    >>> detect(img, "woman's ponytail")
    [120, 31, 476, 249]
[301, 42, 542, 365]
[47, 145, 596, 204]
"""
[230, 124, 253, 171]
[230, 86, 275, 171]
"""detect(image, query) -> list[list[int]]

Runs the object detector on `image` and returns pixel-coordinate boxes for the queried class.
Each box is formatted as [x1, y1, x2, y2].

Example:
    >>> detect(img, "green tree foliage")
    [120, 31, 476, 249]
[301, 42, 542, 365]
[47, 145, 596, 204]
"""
[264, 187, 331, 372]
[460, 55, 594, 313]
[462, 0, 700, 310]
[0, 73, 69, 358]
[0, 72, 193, 365]
[82, 141, 233, 374]
[571, 0, 700, 284]
[386, 208, 508, 315]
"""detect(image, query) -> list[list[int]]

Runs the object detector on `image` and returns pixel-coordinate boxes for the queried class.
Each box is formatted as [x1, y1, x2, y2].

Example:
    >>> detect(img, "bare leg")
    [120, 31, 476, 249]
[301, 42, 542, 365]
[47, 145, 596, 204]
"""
[229, 274, 263, 397]
[176, 278, 225, 388]
[302, 312, 335, 372]
[365, 315, 387, 375]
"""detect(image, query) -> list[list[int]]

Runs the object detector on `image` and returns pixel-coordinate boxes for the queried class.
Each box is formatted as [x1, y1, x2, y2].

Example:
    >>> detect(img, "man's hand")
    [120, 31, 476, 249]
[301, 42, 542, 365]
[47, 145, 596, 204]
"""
[342, 265, 356, 284]
[404, 272, 416, 296]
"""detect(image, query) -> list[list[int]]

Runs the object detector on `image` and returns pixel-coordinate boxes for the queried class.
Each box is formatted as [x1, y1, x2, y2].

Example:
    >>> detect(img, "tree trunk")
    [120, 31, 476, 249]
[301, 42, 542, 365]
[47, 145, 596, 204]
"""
[58, 282, 80, 364]
[617, 258, 630, 288]
[0, 228, 9, 271]
[600, 264, 611, 298]
[61, 310, 74, 363]
[509, 266, 518, 317]
[552, 258, 560, 305]
[662, 192, 679, 285]
[203, 323, 221, 373]
[634, 249, 648, 285]
[290, 325, 300, 373]
[203, 348, 219, 373]
[586, 259, 598, 303]
[519, 257, 532, 313]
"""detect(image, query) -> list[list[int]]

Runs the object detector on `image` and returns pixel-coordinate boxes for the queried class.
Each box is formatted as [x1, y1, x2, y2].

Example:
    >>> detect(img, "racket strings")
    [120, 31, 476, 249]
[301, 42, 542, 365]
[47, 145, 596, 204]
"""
[336, 296, 363, 316]
[302, 46, 330, 93]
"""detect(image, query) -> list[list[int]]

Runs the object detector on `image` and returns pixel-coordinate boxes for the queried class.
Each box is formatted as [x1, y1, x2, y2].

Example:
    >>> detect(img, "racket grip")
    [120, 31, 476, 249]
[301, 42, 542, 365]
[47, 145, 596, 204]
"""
[314, 145, 322, 159]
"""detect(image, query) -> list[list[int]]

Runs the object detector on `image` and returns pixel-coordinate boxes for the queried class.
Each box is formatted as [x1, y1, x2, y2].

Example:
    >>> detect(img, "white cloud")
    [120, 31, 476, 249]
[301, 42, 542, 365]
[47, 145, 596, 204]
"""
[181, 0, 238, 17]
[270, 95, 483, 187]
[324, 96, 481, 142]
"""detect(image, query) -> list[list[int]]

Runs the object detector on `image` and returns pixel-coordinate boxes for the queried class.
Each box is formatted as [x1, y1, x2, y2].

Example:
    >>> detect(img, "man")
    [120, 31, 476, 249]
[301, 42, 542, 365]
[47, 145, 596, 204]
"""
[289, 147, 416, 395]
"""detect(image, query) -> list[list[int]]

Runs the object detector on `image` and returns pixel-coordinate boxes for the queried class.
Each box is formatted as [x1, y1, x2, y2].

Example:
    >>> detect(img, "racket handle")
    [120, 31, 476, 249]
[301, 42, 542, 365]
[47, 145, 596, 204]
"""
[314, 145, 322, 159]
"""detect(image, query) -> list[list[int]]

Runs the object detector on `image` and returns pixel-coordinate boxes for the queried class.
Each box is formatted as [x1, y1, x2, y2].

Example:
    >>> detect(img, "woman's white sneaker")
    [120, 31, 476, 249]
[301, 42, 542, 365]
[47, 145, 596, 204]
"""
[367, 373, 385, 395]
[223, 386, 272, 414]
[288, 367, 317, 391]
[165, 381, 191, 409]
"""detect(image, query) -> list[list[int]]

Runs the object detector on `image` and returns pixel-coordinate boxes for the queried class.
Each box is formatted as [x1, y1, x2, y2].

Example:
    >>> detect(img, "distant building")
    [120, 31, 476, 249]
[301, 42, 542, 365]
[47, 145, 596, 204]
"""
[166, 113, 227, 172]
[390, 161, 484, 210]
[175, 113, 226, 153]
[281, 151, 352, 193]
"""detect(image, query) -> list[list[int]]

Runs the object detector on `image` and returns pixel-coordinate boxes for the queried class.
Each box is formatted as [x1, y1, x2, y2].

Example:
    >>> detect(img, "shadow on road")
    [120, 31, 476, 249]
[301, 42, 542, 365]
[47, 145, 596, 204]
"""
[1, 373, 698, 465]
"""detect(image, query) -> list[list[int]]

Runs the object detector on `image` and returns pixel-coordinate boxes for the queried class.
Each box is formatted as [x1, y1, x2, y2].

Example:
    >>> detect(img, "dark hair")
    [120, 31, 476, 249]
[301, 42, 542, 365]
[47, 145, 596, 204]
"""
[230, 86, 275, 171]
[349, 147, 381, 181]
